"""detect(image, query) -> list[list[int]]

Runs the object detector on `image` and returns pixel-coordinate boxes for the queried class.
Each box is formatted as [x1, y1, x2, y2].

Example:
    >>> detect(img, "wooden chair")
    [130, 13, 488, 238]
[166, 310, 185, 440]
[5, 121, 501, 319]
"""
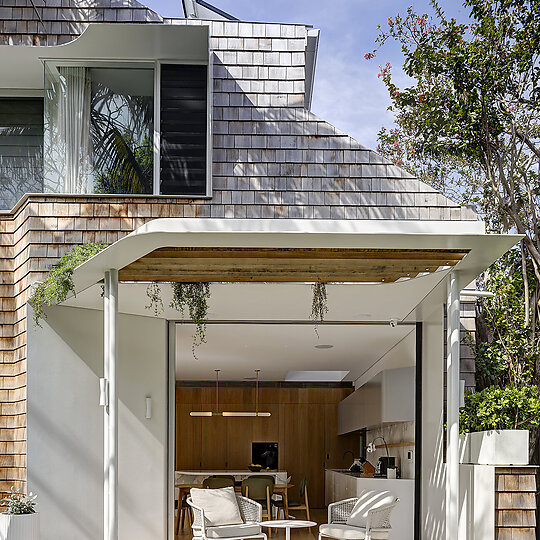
[175, 490, 193, 536]
[273, 477, 310, 521]
[203, 475, 236, 489]
[242, 476, 274, 536]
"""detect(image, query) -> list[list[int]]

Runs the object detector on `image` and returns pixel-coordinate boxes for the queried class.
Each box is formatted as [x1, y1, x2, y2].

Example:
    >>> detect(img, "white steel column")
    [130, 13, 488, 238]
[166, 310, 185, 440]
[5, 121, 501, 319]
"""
[446, 271, 460, 539]
[103, 272, 110, 540]
[108, 269, 119, 540]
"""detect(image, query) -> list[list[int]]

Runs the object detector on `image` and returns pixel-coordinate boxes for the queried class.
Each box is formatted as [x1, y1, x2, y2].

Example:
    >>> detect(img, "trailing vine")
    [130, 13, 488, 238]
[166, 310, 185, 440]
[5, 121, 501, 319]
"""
[145, 282, 163, 316]
[311, 282, 328, 336]
[30, 242, 109, 326]
[170, 282, 211, 359]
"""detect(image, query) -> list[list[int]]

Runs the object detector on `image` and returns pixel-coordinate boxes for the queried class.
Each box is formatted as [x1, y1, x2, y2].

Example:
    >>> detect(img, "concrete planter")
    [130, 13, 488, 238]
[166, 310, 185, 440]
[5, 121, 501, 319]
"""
[463, 430, 529, 465]
[0, 513, 39, 540]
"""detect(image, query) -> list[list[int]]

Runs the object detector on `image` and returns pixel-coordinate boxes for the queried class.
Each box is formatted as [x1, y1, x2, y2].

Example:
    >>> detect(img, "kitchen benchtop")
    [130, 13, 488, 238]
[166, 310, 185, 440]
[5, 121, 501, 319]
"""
[326, 468, 414, 481]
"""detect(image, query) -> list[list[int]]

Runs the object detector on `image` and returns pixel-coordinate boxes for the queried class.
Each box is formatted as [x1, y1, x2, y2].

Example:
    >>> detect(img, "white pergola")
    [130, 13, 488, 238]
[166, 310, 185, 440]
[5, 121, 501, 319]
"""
[69, 218, 520, 540]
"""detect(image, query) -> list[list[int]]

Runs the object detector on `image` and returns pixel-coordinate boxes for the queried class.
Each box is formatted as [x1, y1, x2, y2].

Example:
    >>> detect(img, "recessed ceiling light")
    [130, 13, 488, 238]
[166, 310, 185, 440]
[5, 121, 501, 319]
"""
[314, 344, 334, 349]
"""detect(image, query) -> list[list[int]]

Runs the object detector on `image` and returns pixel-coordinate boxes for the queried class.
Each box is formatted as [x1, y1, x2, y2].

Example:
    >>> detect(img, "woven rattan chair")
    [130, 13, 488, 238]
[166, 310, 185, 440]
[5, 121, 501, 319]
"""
[318, 491, 399, 540]
[187, 494, 267, 540]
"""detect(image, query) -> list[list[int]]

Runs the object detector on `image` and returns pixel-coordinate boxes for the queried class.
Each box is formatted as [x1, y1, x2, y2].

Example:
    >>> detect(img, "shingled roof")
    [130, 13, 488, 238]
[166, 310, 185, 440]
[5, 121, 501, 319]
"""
[0, 0, 163, 46]
[0, 3, 478, 221]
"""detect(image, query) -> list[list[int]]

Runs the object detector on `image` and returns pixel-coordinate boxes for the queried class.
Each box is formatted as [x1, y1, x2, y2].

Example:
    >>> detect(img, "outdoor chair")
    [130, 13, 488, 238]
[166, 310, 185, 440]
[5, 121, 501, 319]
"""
[188, 488, 267, 540]
[203, 476, 236, 489]
[318, 491, 399, 540]
[272, 476, 310, 521]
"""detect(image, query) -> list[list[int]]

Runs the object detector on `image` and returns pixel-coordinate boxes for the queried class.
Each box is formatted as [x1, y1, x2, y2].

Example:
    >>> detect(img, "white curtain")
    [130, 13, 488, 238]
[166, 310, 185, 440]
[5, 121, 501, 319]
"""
[44, 65, 92, 194]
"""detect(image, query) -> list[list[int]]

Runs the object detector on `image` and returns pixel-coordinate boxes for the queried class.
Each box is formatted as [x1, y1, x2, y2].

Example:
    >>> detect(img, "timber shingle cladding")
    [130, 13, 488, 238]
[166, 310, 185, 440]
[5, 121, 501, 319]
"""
[0, 7, 480, 494]
[0, 0, 162, 46]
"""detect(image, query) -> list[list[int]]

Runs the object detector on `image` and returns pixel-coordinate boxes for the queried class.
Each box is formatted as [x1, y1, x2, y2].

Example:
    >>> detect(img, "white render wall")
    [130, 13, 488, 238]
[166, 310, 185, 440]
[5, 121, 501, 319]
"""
[27, 305, 168, 540]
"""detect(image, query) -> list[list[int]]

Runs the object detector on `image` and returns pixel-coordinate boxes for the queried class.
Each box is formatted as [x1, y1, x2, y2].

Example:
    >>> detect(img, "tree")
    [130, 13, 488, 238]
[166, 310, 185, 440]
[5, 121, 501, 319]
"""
[368, 0, 540, 453]
[368, 0, 540, 245]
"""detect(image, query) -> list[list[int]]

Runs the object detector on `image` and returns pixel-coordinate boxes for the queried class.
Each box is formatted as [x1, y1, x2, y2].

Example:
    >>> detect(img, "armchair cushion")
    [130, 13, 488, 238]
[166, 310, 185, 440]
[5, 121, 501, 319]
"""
[206, 523, 262, 538]
[319, 524, 388, 540]
[345, 490, 395, 528]
[190, 487, 243, 526]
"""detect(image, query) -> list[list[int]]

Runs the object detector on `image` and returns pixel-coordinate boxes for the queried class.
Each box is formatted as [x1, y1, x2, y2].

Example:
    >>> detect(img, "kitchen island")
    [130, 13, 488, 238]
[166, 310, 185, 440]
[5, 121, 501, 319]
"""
[325, 469, 414, 540]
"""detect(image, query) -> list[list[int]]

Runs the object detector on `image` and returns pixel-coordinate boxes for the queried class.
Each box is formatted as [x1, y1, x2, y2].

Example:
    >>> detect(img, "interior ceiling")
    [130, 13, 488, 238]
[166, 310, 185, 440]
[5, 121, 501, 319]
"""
[175, 323, 413, 382]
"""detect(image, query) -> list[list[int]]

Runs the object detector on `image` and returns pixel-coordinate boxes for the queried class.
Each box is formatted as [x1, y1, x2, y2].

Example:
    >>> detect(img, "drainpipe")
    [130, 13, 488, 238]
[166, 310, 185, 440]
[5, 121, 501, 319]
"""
[446, 272, 460, 539]
[103, 270, 119, 540]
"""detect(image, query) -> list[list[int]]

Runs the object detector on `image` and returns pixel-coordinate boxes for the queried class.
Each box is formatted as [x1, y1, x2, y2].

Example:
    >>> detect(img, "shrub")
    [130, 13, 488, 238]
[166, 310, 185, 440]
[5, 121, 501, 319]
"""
[460, 384, 540, 434]
[29, 242, 108, 326]
[1, 487, 37, 515]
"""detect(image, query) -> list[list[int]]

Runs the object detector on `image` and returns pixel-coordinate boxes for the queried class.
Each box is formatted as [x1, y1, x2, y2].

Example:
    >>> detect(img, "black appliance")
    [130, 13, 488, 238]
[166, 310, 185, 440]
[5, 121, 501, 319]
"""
[252, 442, 278, 469]
[375, 456, 395, 477]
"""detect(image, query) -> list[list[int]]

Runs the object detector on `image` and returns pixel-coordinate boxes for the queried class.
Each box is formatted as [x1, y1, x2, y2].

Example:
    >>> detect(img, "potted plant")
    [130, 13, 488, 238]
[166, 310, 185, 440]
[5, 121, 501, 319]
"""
[0, 487, 39, 540]
[460, 385, 540, 465]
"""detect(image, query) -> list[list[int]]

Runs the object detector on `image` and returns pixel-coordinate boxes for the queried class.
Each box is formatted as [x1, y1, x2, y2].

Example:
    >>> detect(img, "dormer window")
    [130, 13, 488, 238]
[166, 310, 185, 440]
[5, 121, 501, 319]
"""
[43, 61, 210, 198]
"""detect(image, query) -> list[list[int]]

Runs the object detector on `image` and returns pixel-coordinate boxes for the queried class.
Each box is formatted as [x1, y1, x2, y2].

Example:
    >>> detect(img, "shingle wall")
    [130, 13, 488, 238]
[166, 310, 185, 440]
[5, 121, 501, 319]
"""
[0, 0, 162, 46]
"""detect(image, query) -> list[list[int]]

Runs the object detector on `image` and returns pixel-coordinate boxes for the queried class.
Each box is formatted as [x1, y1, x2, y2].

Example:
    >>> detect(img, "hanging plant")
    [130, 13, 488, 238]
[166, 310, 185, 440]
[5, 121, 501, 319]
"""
[145, 282, 163, 316]
[30, 242, 109, 327]
[311, 282, 328, 336]
[170, 282, 211, 358]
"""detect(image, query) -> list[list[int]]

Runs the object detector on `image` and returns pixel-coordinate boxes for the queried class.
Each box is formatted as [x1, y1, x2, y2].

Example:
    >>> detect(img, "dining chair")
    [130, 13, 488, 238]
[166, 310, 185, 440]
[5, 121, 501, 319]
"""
[203, 475, 236, 489]
[175, 489, 193, 536]
[273, 477, 310, 521]
[242, 475, 275, 536]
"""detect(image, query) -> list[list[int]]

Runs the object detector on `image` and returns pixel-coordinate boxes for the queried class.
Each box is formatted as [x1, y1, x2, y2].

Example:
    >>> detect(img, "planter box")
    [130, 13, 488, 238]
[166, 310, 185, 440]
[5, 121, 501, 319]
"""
[0, 513, 39, 540]
[464, 430, 529, 465]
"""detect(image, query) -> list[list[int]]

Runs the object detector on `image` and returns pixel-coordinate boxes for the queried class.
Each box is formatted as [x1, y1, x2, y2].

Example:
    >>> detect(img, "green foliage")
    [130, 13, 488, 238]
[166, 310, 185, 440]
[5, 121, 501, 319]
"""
[460, 384, 540, 433]
[170, 283, 211, 359]
[369, 0, 540, 440]
[1, 487, 37, 515]
[310, 282, 329, 337]
[369, 0, 540, 241]
[475, 249, 540, 388]
[145, 282, 164, 317]
[30, 243, 108, 326]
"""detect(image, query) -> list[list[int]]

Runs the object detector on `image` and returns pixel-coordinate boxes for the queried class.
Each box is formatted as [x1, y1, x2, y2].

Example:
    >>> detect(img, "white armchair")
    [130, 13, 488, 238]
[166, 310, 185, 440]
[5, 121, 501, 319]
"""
[319, 491, 399, 540]
[188, 494, 268, 540]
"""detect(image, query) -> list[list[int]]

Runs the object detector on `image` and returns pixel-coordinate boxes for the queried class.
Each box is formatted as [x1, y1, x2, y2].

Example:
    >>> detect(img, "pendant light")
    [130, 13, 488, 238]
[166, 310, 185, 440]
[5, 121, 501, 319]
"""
[190, 369, 271, 417]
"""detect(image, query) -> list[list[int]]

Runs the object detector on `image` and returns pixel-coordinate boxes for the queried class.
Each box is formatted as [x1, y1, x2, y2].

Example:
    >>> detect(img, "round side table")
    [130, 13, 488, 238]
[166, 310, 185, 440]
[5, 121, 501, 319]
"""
[261, 520, 317, 540]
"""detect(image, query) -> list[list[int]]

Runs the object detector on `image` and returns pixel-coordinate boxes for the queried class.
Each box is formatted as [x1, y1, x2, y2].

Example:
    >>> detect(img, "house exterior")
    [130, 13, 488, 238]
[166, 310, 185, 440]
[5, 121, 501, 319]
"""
[0, 1, 531, 539]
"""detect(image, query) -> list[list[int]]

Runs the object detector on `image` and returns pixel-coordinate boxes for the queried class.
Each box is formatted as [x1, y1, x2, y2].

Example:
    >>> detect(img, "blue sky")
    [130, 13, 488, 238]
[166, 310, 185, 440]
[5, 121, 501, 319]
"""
[143, 0, 470, 150]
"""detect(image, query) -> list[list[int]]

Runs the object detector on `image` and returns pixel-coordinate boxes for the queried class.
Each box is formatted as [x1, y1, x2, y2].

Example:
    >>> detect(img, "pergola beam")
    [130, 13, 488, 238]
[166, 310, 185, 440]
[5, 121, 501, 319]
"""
[118, 247, 469, 284]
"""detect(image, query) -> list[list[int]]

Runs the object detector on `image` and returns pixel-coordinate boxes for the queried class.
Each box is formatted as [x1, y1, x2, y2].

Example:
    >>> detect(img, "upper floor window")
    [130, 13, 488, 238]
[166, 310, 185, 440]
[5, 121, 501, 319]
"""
[43, 61, 210, 199]
[0, 98, 43, 210]
[44, 64, 154, 196]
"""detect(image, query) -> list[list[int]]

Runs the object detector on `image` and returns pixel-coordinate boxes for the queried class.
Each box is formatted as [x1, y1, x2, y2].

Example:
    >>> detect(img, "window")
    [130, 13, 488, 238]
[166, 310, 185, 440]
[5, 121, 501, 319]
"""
[160, 64, 208, 197]
[44, 64, 154, 195]
[43, 61, 209, 198]
[0, 98, 43, 210]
